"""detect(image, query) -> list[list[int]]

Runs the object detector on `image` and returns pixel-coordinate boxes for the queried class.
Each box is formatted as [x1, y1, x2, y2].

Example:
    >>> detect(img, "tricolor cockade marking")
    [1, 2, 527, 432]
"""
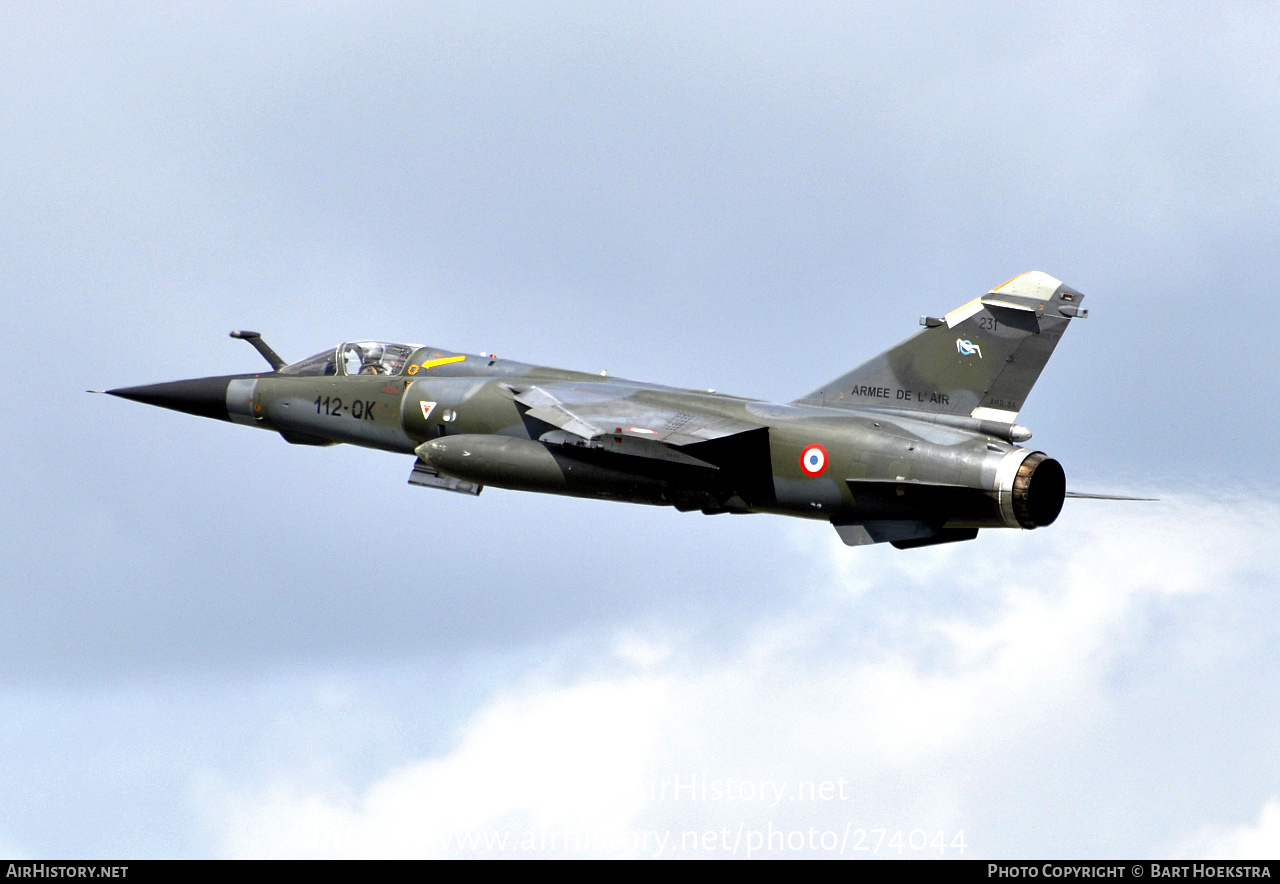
[800, 444, 828, 477]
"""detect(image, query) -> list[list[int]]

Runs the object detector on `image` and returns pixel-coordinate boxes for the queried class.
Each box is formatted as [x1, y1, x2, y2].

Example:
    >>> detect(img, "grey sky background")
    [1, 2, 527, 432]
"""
[1, 2, 1278, 857]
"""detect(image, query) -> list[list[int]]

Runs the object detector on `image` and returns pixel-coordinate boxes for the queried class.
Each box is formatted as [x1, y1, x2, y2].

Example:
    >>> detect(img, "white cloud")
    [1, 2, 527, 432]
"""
[612, 631, 674, 670]
[202, 495, 1280, 858]
[208, 678, 667, 858]
[1166, 798, 1280, 860]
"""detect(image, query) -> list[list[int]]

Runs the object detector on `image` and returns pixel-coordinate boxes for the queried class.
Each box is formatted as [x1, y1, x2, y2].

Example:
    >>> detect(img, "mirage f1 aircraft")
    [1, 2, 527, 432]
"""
[104, 271, 1127, 549]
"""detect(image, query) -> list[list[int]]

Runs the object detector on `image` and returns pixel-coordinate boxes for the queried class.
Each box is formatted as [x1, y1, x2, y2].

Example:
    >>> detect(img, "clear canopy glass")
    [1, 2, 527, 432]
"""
[279, 342, 419, 377]
[278, 348, 338, 376]
[340, 342, 417, 376]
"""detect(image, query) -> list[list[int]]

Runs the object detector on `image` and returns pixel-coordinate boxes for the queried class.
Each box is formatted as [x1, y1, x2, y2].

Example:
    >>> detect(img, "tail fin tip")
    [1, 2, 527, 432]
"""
[798, 272, 1085, 420]
[989, 270, 1063, 299]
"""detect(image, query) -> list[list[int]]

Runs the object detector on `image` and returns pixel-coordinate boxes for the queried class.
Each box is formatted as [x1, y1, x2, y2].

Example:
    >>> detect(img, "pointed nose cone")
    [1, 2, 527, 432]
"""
[106, 375, 236, 422]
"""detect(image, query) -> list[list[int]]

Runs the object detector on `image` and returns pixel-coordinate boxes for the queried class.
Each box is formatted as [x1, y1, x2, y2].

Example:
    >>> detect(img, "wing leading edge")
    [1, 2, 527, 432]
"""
[512, 384, 760, 446]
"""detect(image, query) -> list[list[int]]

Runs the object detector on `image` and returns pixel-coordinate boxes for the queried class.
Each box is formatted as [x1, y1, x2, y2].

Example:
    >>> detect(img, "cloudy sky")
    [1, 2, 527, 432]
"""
[2, 2, 1278, 858]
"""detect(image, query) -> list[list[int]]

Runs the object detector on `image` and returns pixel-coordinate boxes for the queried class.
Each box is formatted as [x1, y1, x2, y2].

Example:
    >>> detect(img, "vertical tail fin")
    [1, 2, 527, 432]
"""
[796, 271, 1086, 421]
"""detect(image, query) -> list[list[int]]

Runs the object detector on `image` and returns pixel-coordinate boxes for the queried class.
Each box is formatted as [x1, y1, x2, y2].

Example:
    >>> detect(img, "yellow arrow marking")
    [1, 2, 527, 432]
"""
[419, 355, 467, 371]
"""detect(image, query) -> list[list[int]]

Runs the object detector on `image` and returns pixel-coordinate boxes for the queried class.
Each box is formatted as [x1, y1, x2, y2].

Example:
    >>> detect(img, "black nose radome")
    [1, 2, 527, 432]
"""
[106, 375, 241, 422]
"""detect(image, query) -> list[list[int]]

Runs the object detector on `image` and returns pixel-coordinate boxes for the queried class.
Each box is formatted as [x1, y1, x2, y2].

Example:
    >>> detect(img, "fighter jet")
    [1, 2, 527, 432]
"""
[104, 271, 1134, 549]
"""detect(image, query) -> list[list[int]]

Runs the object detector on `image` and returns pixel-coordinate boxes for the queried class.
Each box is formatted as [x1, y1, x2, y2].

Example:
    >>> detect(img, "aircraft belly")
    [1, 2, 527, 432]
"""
[771, 476, 846, 514]
[418, 434, 696, 506]
[555, 455, 689, 506]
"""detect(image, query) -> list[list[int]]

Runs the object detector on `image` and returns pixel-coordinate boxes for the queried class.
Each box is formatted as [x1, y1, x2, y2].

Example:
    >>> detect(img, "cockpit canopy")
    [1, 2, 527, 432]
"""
[279, 342, 421, 377]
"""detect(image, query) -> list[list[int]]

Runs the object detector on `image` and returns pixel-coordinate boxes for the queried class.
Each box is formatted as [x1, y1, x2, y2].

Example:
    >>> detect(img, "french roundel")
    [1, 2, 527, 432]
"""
[800, 444, 828, 477]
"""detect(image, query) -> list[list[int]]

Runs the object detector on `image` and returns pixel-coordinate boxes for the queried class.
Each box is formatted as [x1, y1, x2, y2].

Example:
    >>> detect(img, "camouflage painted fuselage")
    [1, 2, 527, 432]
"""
[109, 271, 1084, 549]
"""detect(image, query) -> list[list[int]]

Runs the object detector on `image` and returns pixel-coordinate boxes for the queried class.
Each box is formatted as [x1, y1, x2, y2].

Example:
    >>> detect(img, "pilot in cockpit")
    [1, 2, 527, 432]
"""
[280, 341, 418, 377]
[358, 343, 387, 374]
[343, 342, 414, 376]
